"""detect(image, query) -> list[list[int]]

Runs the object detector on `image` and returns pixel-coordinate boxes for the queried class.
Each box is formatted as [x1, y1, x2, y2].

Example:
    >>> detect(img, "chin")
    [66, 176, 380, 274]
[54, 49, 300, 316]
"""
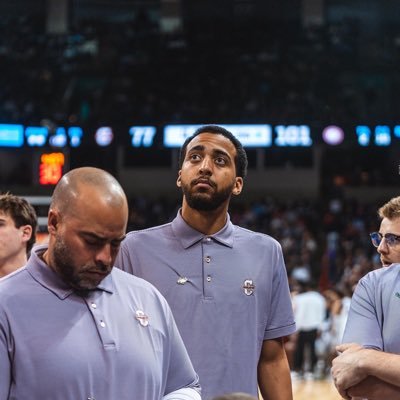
[382, 262, 392, 267]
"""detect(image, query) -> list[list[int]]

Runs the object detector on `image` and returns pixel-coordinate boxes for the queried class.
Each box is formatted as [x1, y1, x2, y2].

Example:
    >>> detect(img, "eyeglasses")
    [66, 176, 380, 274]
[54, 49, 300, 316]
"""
[370, 232, 400, 247]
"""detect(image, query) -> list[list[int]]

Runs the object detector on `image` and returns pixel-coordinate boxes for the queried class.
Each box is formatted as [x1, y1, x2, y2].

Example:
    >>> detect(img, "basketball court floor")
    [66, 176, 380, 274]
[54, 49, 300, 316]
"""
[292, 378, 342, 400]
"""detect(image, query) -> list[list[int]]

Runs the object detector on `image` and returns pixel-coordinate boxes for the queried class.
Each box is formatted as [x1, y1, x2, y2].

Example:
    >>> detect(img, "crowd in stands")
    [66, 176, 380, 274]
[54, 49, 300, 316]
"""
[1, 12, 399, 128]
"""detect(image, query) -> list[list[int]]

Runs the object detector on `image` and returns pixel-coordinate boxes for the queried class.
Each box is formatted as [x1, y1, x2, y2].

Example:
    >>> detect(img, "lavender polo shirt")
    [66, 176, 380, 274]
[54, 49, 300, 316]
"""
[0, 245, 200, 400]
[343, 263, 400, 352]
[116, 211, 296, 399]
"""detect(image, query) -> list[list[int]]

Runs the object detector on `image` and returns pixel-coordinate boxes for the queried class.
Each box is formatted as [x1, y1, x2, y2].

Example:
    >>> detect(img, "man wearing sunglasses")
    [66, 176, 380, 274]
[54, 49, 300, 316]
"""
[332, 196, 400, 399]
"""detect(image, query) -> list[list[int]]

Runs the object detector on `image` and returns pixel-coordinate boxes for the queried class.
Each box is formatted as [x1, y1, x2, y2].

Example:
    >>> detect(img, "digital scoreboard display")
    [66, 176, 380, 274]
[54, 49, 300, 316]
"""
[0, 124, 24, 147]
[1, 122, 400, 149]
[163, 124, 273, 147]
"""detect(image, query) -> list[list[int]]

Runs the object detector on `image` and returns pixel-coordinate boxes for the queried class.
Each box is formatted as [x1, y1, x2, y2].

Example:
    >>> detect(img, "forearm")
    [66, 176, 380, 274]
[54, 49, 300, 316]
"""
[359, 350, 400, 387]
[258, 339, 292, 400]
[258, 358, 292, 400]
[348, 376, 400, 400]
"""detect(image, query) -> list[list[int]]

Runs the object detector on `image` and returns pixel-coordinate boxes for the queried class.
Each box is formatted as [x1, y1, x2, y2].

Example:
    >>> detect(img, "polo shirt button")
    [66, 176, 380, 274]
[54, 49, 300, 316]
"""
[206, 276, 211, 282]
[91, 303, 97, 309]
[206, 237, 211, 242]
[100, 320, 106, 328]
[205, 256, 211, 263]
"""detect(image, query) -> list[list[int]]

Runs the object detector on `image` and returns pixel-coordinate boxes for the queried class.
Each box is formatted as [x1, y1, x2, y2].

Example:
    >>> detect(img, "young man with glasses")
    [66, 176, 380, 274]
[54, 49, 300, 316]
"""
[332, 196, 400, 399]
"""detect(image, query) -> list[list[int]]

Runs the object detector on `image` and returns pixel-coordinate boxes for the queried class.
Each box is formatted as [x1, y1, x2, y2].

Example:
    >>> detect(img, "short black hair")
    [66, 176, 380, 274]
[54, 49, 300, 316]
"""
[178, 125, 248, 178]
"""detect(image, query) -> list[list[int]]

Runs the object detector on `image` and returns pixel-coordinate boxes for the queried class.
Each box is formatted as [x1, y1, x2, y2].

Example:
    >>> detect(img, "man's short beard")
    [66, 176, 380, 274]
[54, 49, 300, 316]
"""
[52, 237, 85, 290]
[182, 183, 234, 211]
[52, 236, 99, 292]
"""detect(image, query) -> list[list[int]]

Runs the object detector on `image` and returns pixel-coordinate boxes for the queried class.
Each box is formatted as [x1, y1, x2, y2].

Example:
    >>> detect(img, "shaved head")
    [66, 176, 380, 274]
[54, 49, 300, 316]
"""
[51, 167, 127, 216]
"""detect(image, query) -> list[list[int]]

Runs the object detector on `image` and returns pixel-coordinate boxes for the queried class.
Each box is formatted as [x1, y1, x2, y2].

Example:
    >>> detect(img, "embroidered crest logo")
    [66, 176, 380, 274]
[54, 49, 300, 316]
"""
[243, 279, 255, 296]
[135, 310, 149, 327]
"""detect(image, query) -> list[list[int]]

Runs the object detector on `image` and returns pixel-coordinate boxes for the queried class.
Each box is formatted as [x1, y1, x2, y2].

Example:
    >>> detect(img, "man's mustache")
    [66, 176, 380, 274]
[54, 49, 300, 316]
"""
[191, 177, 216, 188]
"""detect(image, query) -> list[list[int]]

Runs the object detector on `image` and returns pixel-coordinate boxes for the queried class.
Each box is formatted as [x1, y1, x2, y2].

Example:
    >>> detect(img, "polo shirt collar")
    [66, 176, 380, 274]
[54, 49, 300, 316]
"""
[27, 244, 115, 300]
[172, 209, 234, 249]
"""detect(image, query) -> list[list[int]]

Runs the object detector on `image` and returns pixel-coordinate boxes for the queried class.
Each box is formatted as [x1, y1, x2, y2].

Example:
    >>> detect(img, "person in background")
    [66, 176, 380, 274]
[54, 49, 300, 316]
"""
[116, 125, 296, 400]
[0, 167, 201, 400]
[0, 193, 37, 277]
[292, 279, 326, 380]
[319, 287, 350, 377]
[332, 196, 400, 399]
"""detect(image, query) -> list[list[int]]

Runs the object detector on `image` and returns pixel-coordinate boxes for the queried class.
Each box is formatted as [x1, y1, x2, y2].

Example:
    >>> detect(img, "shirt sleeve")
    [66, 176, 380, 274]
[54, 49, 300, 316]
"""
[0, 312, 11, 400]
[342, 274, 383, 350]
[264, 242, 296, 339]
[114, 238, 135, 274]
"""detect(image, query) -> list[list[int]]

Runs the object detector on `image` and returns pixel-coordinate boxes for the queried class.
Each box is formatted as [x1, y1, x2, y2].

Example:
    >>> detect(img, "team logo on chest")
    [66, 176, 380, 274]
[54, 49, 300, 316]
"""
[135, 310, 149, 327]
[243, 279, 255, 296]
[177, 276, 189, 285]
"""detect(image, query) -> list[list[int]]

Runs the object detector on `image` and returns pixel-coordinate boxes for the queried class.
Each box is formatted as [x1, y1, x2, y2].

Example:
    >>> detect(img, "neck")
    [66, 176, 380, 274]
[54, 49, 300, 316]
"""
[42, 250, 49, 265]
[181, 200, 229, 235]
[41, 250, 54, 270]
[0, 252, 28, 278]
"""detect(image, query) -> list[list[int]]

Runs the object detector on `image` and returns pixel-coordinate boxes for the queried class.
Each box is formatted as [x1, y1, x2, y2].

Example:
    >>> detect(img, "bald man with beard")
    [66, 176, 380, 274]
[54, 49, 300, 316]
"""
[0, 167, 201, 400]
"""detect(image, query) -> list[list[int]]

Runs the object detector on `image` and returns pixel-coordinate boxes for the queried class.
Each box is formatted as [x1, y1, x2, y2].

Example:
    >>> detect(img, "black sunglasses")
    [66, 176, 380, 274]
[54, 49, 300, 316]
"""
[370, 232, 400, 247]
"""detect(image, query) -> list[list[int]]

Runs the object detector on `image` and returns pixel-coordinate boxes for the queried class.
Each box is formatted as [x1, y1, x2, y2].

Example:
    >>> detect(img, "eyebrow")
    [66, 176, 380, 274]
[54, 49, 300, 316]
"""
[379, 232, 400, 237]
[187, 144, 205, 153]
[81, 231, 126, 243]
[187, 145, 232, 160]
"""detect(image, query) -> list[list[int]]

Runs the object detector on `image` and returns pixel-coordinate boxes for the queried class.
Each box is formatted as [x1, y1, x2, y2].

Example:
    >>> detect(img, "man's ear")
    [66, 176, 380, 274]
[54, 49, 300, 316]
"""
[232, 177, 243, 196]
[176, 171, 182, 188]
[47, 209, 59, 235]
[20, 225, 33, 243]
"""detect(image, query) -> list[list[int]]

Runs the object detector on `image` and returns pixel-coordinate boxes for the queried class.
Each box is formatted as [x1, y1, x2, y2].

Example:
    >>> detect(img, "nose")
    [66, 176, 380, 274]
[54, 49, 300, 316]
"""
[377, 239, 389, 254]
[96, 243, 113, 267]
[199, 156, 212, 175]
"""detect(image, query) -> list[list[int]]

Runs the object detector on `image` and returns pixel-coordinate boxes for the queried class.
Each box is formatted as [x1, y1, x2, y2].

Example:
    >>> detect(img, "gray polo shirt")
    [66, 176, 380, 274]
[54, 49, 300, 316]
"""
[0, 245, 200, 400]
[343, 263, 400, 352]
[116, 211, 296, 399]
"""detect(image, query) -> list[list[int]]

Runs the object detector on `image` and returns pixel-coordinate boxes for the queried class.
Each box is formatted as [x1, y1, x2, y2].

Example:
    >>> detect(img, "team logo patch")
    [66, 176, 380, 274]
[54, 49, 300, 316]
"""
[135, 310, 149, 327]
[243, 279, 255, 296]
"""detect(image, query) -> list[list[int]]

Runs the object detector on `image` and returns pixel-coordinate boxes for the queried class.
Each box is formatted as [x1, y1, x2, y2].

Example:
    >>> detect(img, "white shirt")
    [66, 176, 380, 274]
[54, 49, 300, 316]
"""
[293, 290, 326, 331]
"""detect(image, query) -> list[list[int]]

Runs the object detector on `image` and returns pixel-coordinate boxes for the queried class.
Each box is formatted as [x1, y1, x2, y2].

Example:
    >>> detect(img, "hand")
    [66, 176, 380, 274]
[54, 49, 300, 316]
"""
[331, 343, 370, 399]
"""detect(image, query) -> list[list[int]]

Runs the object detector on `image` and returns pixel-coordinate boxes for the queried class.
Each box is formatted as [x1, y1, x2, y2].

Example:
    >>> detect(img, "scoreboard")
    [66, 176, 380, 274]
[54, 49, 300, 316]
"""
[1, 122, 399, 149]
[1, 122, 399, 188]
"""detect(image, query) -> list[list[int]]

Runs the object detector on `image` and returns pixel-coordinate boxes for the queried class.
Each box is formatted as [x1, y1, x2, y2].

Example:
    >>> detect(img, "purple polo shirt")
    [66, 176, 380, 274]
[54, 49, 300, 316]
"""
[343, 263, 400, 352]
[116, 211, 296, 399]
[0, 245, 200, 400]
